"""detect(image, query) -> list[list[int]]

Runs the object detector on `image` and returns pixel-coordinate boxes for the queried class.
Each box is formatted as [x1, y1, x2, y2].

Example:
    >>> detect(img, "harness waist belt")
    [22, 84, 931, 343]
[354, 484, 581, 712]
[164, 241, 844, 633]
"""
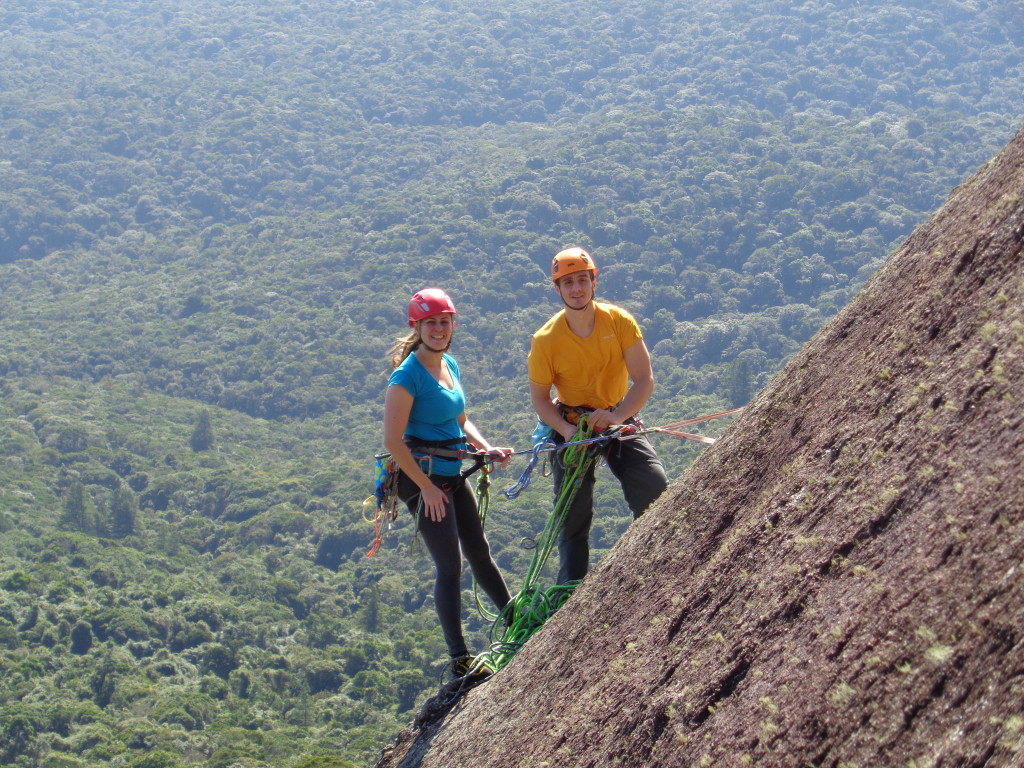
[404, 436, 471, 460]
[556, 401, 640, 428]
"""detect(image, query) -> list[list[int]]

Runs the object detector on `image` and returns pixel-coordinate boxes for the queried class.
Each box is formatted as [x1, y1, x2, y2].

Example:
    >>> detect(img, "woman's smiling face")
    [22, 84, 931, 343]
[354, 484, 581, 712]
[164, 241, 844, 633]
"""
[417, 313, 455, 352]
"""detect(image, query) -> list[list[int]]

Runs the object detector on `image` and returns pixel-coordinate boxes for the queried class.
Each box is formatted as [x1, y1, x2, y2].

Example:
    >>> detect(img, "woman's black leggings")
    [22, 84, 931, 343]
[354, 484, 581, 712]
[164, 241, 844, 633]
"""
[398, 471, 511, 658]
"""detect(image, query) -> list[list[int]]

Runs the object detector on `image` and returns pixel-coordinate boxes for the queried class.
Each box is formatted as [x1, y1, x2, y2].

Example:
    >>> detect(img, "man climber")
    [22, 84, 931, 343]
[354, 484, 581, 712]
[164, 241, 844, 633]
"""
[528, 246, 669, 584]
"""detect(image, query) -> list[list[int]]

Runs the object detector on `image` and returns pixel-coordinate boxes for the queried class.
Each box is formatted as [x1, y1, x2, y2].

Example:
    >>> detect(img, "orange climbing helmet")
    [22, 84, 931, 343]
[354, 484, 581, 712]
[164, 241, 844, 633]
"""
[551, 246, 598, 284]
[408, 288, 457, 327]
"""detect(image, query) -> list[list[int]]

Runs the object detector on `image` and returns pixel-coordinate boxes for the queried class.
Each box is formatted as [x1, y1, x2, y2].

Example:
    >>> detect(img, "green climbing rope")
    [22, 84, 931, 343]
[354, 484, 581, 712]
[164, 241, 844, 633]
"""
[477, 418, 603, 673]
[471, 466, 496, 620]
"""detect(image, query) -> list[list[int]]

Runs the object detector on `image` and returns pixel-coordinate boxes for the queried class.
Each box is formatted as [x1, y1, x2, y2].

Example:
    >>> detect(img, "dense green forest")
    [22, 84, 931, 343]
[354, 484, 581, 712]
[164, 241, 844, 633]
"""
[0, 0, 1021, 765]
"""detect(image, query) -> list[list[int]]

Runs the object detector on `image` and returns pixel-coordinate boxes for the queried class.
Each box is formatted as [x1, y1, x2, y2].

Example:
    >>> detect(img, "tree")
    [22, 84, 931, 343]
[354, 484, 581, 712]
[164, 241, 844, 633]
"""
[201, 643, 238, 679]
[359, 586, 381, 633]
[393, 668, 429, 712]
[0, 706, 39, 764]
[348, 669, 395, 707]
[305, 659, 346, 694]
[1, 570, 31, 592]
[294, 757, 357, 768]
[132, 750, 185, 768]
[0, 621, 21, 649]
[725, 349, 768, 407]
[55, 425, 89, 453]
[70, 620, 93, 655]
[109, 485, 139, 538]
[60, 481, 93, 533]
[189, 410, 214, 452]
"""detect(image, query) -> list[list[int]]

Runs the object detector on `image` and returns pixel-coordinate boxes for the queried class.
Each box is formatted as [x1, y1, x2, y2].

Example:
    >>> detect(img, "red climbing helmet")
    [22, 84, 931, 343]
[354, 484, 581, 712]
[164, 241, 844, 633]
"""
[551, 246, 598, 284]
[408, 288, 457, 327]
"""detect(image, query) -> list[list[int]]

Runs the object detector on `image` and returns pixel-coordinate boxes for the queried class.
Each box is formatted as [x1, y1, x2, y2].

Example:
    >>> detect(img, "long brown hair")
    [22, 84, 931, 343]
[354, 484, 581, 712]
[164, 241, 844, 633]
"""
[386, 329, 421, 370]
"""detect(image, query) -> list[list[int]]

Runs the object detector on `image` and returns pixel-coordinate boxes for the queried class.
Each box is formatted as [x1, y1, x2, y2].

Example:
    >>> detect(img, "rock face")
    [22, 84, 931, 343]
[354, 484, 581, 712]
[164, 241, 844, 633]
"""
[374, 125, 1024, 768]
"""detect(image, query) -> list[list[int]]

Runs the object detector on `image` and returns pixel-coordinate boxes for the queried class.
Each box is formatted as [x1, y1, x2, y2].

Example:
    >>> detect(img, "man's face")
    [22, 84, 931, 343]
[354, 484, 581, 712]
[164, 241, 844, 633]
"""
[556, 271, 596, 310]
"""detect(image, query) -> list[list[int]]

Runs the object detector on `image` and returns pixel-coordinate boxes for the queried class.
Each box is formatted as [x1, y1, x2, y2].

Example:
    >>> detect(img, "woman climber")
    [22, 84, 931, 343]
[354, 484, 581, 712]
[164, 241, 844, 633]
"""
[382, 287, 513, 680]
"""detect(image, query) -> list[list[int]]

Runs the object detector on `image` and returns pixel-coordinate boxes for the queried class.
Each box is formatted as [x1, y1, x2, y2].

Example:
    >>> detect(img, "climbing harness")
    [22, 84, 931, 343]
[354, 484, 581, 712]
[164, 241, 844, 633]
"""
[504, 407, 744, 498]
[363, 437, 493, 557]
[502, 422, 636, 500]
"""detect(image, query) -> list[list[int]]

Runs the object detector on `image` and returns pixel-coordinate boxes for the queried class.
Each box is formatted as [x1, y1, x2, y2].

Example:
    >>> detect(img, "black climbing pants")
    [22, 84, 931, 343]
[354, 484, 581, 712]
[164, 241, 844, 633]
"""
[550, 432, 668, 585]
[398, 471, 511, 658]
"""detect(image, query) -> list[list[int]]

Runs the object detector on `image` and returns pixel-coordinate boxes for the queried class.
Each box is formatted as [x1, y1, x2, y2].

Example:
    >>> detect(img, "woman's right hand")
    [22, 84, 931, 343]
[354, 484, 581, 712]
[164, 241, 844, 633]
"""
[418, 483, 448, 522]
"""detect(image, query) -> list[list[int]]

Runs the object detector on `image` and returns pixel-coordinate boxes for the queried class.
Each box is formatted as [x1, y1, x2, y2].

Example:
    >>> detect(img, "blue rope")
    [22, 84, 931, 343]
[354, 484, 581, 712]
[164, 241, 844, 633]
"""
[502, 427, 636, 500]
[503, 437, 556, 499]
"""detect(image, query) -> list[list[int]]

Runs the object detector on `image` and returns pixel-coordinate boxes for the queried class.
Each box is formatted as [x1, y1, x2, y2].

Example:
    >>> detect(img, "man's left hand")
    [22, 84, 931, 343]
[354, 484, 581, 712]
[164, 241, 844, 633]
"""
[586, 408, 618, 432]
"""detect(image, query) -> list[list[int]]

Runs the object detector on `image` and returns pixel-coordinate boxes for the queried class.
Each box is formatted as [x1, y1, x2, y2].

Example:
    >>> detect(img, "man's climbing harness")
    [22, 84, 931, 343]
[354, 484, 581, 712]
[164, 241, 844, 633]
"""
[503, 407, 744, 501]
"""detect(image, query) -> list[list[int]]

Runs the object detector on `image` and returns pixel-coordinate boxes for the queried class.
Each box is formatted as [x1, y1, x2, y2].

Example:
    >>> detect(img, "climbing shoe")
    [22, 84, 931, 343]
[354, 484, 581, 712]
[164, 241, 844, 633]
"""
[449, 654, 492, 681]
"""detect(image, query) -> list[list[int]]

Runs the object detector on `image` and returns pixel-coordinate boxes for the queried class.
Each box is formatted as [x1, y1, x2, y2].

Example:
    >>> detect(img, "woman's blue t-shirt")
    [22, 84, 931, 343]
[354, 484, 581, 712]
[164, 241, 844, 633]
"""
[388, 353, 468, 476]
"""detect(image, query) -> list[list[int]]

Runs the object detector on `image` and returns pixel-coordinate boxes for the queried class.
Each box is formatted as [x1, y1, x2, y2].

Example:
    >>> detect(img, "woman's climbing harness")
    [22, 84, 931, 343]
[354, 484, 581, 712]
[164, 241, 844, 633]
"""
[363, 438, 495, 557]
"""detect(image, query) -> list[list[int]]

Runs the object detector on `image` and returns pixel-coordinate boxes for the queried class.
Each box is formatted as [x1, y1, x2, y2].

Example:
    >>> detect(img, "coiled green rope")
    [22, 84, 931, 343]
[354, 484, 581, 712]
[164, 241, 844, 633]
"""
[477, 418, 603, 673]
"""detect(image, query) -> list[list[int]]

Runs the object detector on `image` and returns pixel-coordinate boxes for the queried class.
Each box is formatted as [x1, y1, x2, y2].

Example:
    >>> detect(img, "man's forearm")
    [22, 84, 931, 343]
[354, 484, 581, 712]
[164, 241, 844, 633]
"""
[613, 374, 654, 422]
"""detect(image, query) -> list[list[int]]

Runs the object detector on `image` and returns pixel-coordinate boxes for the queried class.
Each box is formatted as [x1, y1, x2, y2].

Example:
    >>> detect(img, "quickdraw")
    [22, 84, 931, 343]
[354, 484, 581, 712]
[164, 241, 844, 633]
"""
[363, 451, 400, 557]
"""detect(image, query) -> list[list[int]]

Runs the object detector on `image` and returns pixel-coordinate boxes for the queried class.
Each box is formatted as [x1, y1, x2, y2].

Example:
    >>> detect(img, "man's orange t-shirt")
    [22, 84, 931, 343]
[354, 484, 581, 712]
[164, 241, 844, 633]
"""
[528, 302, 642, 410]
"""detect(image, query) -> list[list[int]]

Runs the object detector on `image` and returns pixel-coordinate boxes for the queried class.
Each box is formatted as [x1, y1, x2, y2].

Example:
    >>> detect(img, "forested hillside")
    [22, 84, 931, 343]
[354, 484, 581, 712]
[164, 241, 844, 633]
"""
[0, 0, 1021, 766]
